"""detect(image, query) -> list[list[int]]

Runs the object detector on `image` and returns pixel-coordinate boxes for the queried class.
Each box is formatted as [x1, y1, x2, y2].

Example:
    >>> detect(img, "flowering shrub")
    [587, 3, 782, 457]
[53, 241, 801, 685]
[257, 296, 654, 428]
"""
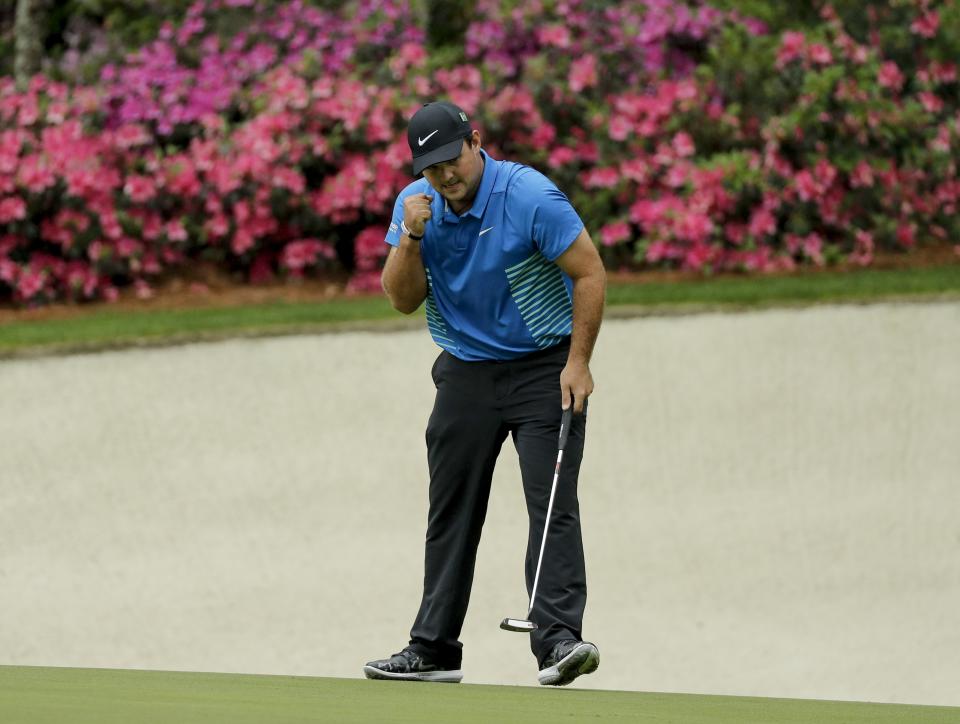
[683, 0, 960, 271]
[0, 0, 423, 304]
[0, 0, 957, 307]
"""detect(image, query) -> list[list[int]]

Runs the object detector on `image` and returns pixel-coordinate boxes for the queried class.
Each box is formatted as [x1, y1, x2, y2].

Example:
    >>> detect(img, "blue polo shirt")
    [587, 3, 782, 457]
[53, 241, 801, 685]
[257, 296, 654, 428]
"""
[384, 150, 584, 361]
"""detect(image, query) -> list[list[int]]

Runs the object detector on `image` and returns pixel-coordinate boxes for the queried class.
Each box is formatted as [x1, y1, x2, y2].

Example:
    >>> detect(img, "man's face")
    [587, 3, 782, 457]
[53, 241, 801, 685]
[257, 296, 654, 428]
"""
[422, 132, 483, 209]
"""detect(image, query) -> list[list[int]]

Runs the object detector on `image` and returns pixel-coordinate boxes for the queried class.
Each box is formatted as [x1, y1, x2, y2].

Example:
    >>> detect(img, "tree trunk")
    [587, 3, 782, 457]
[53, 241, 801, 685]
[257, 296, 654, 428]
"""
[14, 0, 46, 90]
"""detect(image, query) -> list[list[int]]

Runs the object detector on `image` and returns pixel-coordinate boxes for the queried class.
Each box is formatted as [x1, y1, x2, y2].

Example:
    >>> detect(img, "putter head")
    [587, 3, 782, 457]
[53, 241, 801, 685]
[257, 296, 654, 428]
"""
[500, 617, 538, 632]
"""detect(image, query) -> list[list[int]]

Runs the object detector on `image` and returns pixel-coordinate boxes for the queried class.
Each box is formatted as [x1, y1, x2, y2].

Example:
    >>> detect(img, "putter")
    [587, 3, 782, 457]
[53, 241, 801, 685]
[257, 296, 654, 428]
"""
[501, 405, 573, 633]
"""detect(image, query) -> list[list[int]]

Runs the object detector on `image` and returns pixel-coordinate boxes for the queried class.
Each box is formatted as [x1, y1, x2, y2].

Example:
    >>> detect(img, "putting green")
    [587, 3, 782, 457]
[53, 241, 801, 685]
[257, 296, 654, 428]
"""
[1, 666, 957, 724]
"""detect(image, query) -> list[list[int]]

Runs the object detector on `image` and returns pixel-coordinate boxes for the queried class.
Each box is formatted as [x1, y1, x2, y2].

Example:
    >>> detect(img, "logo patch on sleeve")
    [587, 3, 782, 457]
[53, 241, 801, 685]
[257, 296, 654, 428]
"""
[389, 223, 399, 233]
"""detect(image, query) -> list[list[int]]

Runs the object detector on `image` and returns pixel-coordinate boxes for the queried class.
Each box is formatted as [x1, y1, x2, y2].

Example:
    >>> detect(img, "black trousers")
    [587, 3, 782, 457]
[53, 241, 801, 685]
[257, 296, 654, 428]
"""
[407, 338, 588, 669]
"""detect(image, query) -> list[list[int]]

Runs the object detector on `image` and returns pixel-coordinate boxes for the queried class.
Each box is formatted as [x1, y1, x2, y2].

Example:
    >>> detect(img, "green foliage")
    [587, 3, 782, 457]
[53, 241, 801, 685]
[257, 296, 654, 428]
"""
[424, 0, 475, 51]
[696, 26, 788, 137]
[706, 0, 821, 29]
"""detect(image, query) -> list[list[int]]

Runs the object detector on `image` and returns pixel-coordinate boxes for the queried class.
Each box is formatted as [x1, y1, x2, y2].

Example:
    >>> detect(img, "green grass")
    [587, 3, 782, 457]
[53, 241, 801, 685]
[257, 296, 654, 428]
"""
[0, 666, 957, 724]
[604, 264, 960, 309]
[1, 265, 958, 357]
[0, 294, 406, 357]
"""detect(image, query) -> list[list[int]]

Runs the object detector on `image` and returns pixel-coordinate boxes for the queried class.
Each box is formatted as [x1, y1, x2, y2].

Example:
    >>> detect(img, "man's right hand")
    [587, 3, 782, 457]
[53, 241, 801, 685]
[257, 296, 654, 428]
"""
[403, 193, 433, 238]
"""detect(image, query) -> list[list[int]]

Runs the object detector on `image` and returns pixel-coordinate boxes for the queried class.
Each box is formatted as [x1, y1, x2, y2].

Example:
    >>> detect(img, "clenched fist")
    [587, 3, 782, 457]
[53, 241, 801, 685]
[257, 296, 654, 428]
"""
[403, 193, 434, 239]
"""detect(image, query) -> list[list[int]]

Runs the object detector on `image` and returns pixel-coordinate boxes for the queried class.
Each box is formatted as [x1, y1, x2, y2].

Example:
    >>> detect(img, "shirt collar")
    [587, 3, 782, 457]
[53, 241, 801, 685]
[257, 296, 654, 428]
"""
[464, 149, 497, 219]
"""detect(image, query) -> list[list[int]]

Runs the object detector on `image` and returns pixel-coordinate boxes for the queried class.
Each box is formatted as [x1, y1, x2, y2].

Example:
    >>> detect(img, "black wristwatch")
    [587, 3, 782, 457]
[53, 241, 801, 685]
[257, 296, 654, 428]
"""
[401, 220, 423, 240]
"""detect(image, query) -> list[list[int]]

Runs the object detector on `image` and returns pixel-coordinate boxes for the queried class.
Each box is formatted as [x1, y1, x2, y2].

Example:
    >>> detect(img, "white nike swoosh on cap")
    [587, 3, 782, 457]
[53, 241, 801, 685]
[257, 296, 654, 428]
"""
[418, 130, 439, 146]
[479, 227, 494, 236]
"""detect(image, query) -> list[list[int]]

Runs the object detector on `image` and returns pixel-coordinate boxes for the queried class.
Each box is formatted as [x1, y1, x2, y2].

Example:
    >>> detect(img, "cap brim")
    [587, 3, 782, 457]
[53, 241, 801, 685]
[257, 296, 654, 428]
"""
[412, 138, 464, 176]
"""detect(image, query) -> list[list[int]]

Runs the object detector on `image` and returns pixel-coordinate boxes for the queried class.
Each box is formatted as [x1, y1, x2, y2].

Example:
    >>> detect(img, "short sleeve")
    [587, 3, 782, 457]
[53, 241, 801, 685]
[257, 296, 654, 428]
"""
[385, 179, 433, 248]
[384, 194, 404, 248]
[507, 168, 585, 261]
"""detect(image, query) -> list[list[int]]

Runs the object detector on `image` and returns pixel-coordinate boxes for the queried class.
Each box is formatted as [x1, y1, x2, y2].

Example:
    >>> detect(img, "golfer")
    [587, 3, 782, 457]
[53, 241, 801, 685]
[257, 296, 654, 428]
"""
[364, 101, 605, 686]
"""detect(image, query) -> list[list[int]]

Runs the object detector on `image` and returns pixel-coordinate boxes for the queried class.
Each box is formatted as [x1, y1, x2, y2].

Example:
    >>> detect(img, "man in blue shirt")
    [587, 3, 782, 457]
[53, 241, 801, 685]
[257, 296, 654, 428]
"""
[364, 101, 605, 686]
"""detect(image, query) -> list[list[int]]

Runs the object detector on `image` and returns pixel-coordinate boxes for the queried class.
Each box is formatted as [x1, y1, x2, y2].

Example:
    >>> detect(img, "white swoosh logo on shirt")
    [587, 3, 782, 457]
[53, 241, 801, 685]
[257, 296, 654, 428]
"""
[418, 130, 439, 146]
[479, 227, 494, 236]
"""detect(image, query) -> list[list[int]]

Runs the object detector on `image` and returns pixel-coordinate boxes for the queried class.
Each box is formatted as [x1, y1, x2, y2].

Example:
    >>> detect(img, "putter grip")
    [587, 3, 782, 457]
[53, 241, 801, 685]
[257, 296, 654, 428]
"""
[558, 407, 573, 450]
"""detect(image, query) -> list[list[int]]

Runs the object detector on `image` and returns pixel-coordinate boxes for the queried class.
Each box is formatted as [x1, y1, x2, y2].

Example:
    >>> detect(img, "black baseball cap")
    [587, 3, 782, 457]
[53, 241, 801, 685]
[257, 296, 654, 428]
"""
[407, 101, 472, 175]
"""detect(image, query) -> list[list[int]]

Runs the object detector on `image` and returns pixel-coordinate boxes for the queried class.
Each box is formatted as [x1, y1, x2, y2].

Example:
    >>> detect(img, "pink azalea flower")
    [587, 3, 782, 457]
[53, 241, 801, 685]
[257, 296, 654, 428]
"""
[574, 140, 599, 164]
[620, 158, 649, 184]
[817, 186, 845, 225]
[205, 214, 230, 239]
[115, 237, 142, 258]
[665, 163, 689, 188]
[272, 168, 306, 194]
[919, 91, 944, 114]
[878, 61, 904, 92]
[850, 161, 874, 188]
[399, 42, 427, 67]
[568, 55, 598, 93]
[86, 240, 106, 261]
[41, 210, 89, 252]
[165, 220, 188, 243]
[849, 229, 874, 266]
[17, 95, 40, 126]
[44, 100, 68, 124]
[97, 210, 122, 240]
[910, 11, 939, 38]
[134, 279, 154, 299]
[671, 131, 695, 158]
[931, 62, 956, 84]
[233, 201, 251, 226]
[794, 169, 819, 201]
[808, 43, 833, 65]
[645, 240, 670, 263]
[741, 18, 768, 36]
[608, 115, 633, 141]
[776, 31, 806, 68]
[530, 123, 556, 150]
[682, 243, 712, 270]
[353, 226, 386, 273]
[16, 272, 45, 300]
[600, 221, 631, 247]
[231, 228, 255, 255]
[124, 175, 158, 203]
[630, 197, 672, 227]
[803, 233, 825, 266]
[281, 238, 330, 272]
[547, 146, 577, 168]
[675, 212, 714, 244]
[0, 257, 18, 283]
[896, 223, 916, 248]
[536, 24, 571, 48]
[748, 207, 777, 238]
[930, 124, 951, 153]
[581, 167, 620, 189]
[0, 196, 27, 223]
[143, 251, 162, 274]
[0, 233, 18, 255]
[814, 158, 837, 187]
[165, 158, 202, 196]
[850, 45, 869, 64]
[0, 134, 24, 173]
[16, 155, 56, 193]
[114, 124, 152, 149]
[725, 222, 747, 246]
